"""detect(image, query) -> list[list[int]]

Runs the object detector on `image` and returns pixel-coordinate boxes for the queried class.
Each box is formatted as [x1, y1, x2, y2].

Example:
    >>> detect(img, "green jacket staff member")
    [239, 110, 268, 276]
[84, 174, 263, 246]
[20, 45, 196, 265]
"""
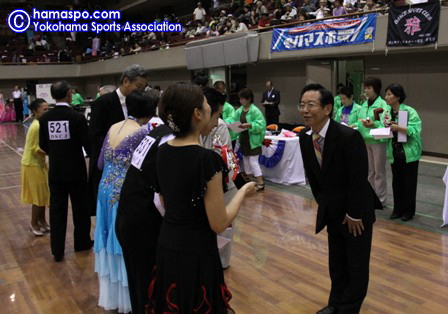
[223, 101, 237, 142]
[71, 89, 84, 106]
[232, 88, 266, 191]
[213, 81, 237, 142]
[333, 85, 361, 126]
[356, 77, 389, 207]
[384, 84, 422, 222]
[333, 83, 344, 119]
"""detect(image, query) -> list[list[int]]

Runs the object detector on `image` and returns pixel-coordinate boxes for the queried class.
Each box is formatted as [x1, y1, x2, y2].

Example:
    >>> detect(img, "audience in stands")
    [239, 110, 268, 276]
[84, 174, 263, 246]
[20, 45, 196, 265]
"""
[92, 35, 100, 56]
[258, 13, 271, 27]
[196, 21, 208, 35]
[255, 1, 269, 15]
[364, 0, 376, 11]
[310, 0, 329, 19]
[0, 0, 392, 64]
[194, 2, 207, 22]
[298, 9, 310, 21]
[235, 19, 249, 32]
[207, 24, 221, 36]
[333, 0, 348, 16]
[302, 0, 315, 12]
[131, 43, 142, 54]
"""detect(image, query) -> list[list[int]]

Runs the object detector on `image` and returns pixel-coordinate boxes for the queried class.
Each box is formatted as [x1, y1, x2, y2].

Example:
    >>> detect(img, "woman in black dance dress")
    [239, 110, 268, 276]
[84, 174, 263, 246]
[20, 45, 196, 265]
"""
[147, 83, 256, 313]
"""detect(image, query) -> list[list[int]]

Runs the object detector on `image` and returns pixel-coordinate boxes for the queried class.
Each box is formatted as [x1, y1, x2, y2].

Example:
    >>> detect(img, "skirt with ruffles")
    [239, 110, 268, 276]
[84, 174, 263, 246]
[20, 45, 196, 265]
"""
[94, 196, 131, 313]
[147, 245, 234, 314]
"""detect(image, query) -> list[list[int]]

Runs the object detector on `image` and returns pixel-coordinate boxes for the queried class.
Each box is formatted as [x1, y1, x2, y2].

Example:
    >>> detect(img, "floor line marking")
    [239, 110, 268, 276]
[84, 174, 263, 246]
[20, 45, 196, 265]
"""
[0, 140, 23, 157]
[420, 158, 448, 166]
[0, 185, 21, 190]
[0, 172, 20, 176]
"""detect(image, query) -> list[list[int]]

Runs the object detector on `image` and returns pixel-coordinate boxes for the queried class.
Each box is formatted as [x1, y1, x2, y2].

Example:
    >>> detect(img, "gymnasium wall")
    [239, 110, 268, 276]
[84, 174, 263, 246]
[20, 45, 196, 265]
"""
[1, 8, 447, 154]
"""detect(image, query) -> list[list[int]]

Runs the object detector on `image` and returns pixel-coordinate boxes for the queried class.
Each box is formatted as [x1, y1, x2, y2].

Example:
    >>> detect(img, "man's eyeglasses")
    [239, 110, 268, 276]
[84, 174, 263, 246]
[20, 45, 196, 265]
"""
[298, 103, 320, 110]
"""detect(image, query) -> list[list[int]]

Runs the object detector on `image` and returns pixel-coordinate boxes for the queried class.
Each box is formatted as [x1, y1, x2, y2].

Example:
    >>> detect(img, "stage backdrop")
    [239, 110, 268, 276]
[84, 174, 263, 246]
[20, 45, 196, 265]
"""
[271, 14, 377, 52]
[386, 1, 440, 47]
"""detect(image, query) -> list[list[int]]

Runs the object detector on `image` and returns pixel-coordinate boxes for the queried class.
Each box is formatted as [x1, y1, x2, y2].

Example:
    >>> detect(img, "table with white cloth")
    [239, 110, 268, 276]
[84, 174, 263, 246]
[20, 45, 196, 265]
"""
[237, 135, 306, 186]
[442, 166, 448, 227]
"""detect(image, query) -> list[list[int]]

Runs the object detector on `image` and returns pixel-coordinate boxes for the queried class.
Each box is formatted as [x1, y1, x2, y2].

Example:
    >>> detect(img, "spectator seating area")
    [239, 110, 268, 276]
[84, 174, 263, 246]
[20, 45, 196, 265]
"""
[0, 0, 447, 65]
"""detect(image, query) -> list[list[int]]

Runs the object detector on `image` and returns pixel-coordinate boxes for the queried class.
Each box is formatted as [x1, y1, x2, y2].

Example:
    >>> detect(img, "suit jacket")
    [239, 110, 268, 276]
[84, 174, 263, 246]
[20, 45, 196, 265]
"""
[89, 90, 125, 163]
[299, 119, 380, 234]
[261, 88, 281, 117]
[39, 105, 91, 182]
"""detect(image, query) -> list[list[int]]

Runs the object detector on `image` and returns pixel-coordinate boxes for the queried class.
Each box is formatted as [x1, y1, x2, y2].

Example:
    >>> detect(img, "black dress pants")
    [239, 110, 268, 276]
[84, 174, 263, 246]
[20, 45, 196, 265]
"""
[13, 98, 23, 122]
[116, 212, 162, 314]
[49, 180, 92, 257]
[266, 114, 279, 126]
[391, 159, 419, 218]
[327, 221, 373, 314]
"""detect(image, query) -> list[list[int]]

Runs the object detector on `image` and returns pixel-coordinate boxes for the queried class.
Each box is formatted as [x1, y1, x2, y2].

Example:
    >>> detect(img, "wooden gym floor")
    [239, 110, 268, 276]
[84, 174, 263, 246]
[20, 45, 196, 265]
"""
[0, 123, 447, 313]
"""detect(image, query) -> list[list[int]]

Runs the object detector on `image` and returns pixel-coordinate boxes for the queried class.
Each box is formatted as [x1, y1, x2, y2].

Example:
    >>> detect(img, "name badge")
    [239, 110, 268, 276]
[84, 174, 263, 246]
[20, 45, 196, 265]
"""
[131, 136, 156, 170]
[48, 121, 70, 140]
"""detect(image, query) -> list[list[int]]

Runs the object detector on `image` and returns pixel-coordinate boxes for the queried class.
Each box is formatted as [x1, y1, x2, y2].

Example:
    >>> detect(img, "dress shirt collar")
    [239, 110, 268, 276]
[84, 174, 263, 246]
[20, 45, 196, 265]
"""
[116, 87, 126, 106]
[55, 102, 70, 107]
[306, 117, 330, 138]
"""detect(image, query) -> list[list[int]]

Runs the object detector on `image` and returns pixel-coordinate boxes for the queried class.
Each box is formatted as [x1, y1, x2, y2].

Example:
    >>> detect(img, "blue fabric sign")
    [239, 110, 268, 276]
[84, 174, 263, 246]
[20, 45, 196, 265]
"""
[271, 14, 377, 52]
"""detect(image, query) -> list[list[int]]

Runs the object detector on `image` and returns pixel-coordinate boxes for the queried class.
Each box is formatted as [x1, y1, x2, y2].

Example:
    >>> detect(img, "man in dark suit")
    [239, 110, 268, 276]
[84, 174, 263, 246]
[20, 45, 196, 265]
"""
[298, 84, 380, 314]
[261, 80, 281, 125]
[88, 64, 148, 215]
[39, 81, 93, 262]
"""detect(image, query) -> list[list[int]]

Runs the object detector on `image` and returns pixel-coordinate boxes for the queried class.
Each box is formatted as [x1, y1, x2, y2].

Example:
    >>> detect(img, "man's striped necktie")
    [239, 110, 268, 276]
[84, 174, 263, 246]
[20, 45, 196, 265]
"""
[312, 133, 322, 167]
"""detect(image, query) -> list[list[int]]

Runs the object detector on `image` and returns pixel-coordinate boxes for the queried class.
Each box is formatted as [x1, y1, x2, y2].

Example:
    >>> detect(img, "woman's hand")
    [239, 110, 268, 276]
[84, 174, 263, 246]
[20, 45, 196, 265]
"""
[239, 123, 252, 129]
[37, 148, 47, 156]
[243, 182, 256, 197]
[390, 122, 406, 133]
[362, 119, 374, 128]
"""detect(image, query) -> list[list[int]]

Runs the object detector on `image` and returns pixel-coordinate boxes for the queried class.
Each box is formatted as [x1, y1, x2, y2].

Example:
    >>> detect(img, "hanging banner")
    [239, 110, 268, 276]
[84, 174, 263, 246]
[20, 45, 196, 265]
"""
[271, 14, 376, 52]
[386, 1, 440, 47]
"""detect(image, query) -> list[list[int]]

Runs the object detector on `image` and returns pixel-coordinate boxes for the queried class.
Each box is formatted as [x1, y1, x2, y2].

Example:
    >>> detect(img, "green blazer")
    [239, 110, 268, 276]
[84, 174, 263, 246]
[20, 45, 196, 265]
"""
[356, 96, 389, 144]
[232, 104, 266, 149]
[333, 102, 361, 126]
[386, 104, 422, 164]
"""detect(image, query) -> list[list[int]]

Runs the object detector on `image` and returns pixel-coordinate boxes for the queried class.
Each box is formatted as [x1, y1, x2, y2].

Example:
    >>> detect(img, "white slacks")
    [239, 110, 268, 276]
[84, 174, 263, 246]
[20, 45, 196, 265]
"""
[366, 143, 387, 207]
[242, 154, 262, 177]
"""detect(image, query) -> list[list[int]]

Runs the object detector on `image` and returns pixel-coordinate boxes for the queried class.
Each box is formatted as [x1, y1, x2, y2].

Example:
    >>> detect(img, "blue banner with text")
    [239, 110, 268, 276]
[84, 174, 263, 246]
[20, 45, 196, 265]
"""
[271, 14, 377, 52]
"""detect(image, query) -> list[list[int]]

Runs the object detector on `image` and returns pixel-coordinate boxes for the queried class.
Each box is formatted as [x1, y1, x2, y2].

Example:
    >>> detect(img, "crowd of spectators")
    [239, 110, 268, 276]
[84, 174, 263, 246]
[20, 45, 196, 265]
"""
[0, 0, 412, 65]
[85, 0, 398, 59]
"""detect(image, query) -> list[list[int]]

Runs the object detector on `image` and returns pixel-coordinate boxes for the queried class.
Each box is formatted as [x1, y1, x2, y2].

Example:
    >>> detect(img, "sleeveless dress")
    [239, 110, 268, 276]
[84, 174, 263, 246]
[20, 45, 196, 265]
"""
[94, 127, 147, 313]
[147, 144, 233, 313]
